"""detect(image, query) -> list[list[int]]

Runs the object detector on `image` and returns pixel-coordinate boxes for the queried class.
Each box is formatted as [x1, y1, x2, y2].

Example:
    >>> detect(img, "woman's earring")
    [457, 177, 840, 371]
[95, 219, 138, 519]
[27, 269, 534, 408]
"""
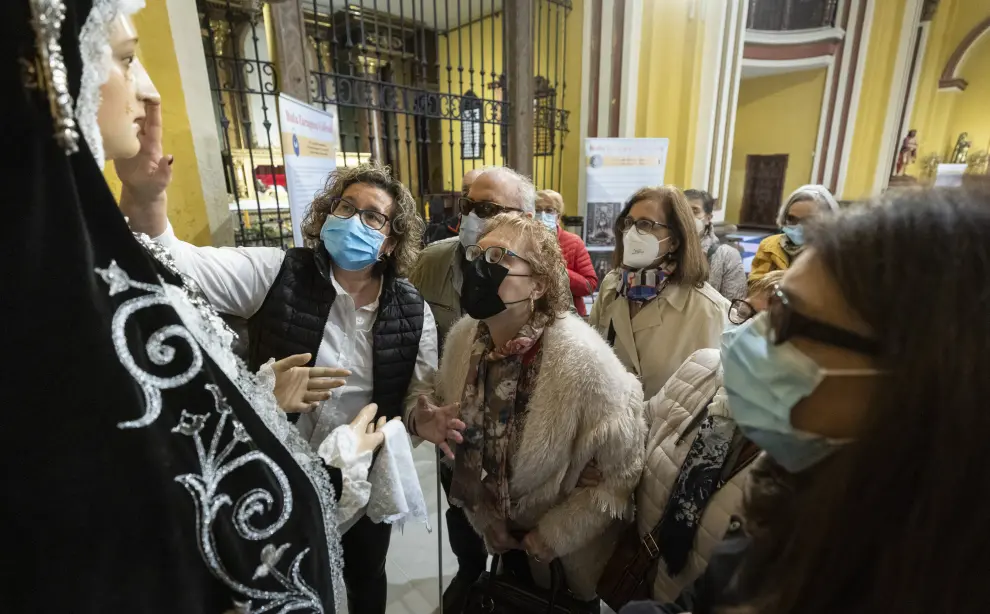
[529, 296, 535, 313]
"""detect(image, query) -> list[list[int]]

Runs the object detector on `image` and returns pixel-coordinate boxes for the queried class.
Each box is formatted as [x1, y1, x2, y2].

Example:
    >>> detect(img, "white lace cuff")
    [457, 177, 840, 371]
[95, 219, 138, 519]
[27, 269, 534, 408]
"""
[318, 426, 373, 533]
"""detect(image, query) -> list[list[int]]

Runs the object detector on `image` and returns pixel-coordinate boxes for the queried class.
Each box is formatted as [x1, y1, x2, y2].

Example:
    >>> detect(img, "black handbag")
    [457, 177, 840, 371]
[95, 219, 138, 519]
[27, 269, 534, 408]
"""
[464, 553, 599, 614]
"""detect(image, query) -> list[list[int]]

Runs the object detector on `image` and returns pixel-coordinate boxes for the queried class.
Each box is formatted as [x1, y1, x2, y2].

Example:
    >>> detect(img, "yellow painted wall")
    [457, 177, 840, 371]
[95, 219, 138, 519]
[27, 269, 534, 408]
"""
[438, 0, 584, 215]
[910, 0, 990, 172]
[842, 0, 910, 200]
[438, 13, 506, 192]
[723, 68, 828, 224]
[634, 0, 706, 189]
[945, 33, 990, 161]
[102, 2, 212, 246]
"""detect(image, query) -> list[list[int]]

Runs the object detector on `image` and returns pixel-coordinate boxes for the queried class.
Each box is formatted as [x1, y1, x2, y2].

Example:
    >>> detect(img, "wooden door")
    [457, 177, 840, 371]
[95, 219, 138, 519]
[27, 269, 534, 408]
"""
[741, 154, 789, 228]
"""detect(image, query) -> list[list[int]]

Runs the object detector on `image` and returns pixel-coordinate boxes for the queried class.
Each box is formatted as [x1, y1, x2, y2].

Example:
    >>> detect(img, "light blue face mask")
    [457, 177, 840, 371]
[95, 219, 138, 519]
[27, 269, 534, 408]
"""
[458, 212, 484, 251]
[781, 224, 805, 246]
[320, 214, 386, 271]
[721, 313, 875, 472]
[537, 211, 557, 231]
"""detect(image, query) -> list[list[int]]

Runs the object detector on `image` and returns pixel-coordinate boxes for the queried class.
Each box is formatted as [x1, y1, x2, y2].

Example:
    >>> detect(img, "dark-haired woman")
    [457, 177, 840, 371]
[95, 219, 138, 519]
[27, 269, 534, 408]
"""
[125, 162, 437, 614]
[623, 187, 990, 614]
[588, 186, 729, 400]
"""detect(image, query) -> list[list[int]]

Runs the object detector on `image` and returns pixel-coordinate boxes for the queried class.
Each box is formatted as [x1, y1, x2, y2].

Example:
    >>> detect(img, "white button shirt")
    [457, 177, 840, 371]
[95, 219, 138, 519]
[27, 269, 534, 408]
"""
[155, 225, 438, 451]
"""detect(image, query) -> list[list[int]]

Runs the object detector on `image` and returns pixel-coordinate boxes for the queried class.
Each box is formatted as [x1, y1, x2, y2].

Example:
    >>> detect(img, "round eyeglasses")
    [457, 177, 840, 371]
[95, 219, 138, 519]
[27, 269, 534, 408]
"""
[618, 216, 671, 235]
[464, 245, 532, 269]
[330, 198, 390, 231]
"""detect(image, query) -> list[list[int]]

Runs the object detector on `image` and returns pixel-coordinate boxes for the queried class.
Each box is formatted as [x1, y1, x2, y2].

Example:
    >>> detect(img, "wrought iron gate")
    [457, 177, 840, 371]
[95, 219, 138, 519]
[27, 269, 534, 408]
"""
[200, 0, 572, 249]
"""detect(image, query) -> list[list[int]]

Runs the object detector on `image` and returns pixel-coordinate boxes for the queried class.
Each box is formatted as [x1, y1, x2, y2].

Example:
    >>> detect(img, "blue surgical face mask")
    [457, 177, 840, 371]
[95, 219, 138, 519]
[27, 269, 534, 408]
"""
[721, 313, 877, 472]
[320, 214, 386, 271]
[537, 211, 557, 231]
[458, 212, 484, 251]
[782, 224, 805, 246]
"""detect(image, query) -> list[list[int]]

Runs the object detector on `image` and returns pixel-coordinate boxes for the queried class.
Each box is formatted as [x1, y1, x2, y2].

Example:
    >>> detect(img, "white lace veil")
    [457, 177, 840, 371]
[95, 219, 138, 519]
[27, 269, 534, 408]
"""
[76, 0, 145, 167]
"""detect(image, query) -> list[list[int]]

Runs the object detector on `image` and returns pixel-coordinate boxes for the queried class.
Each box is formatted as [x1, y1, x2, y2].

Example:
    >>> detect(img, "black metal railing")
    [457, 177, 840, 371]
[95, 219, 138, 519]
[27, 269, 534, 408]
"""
[747, 0, 838, 31]
[199, 0, 292, 248]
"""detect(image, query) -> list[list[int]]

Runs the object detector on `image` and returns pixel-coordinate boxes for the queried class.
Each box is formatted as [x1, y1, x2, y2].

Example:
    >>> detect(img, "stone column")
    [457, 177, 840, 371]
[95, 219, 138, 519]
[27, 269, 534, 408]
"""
[505, 0, 534, 176]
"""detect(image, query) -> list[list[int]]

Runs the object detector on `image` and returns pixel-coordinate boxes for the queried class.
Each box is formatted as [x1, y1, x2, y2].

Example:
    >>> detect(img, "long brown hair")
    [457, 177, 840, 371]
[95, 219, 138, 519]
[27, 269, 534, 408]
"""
[612, 186, 708, 286]
[301, 162, 423, 276]
[733, 187, 990, 614]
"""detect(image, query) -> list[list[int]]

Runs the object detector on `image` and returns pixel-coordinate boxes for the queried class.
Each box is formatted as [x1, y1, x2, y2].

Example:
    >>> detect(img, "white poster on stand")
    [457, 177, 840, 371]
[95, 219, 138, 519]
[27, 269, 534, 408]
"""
[279, 94, 338, 247]
[584, 138, 668, 253]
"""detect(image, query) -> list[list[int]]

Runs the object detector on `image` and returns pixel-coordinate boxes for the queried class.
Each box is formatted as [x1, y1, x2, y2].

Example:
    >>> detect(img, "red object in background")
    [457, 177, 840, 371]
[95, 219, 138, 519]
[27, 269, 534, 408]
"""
[255, 165, 287, 188]
[557, 226, 599, 317]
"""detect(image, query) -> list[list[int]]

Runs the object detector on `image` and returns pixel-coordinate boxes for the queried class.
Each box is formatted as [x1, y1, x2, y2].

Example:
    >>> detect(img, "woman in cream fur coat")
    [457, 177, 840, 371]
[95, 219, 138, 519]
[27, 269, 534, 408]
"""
[430, 214, 645, 601]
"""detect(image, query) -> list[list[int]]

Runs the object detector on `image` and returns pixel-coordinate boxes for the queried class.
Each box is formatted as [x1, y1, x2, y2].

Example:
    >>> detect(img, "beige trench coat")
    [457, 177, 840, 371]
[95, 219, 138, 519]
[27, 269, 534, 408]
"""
[588, 271, 730, 400]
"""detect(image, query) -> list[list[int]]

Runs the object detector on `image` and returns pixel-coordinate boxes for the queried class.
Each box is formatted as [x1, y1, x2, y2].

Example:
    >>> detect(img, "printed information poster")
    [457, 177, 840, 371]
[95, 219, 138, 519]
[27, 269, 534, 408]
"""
[584, 137, 669, 254]
[279, 93, 338, 247]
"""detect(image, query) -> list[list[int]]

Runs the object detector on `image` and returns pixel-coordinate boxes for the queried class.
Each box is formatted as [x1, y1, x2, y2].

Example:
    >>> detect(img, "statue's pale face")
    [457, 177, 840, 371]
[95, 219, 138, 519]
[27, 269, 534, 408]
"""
[97, 15, 160, 160]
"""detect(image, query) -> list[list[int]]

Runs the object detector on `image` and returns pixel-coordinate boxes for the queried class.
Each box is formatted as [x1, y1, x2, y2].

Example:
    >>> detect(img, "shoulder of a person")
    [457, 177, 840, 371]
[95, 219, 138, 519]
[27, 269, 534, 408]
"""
[648, 348, 722, 420]
[686, 281, 731, 311]
[558, 228, 583, 245]
[542, 314, 640, 394]
[599, 269, 622, 293]
[419, 236, 459, 262]
[716, 243, 741, 262]
[444, 314, 479, 352]
[389, 275, 425, 300]
[757, 233, 784, 250]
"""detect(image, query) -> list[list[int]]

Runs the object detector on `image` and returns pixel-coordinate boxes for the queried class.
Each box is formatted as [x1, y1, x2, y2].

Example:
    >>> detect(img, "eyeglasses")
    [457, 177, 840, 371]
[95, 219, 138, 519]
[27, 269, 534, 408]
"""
[734, 285, 880, 356]
[464, 245, 532, 273]
[459, 197, 517, 219]
[618, 216, 672, 235]
[728, 299, 756, 325]
[330, 198, 390, 231]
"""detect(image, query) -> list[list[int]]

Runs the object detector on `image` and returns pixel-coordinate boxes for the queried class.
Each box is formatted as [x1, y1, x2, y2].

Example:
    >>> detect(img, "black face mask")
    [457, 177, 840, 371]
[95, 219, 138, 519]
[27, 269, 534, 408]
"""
[461, 257, 529, 320]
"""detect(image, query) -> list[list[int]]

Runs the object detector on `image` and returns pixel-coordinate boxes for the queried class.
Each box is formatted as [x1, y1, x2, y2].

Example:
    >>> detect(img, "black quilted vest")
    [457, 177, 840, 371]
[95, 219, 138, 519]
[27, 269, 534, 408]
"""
[247, 247, 425, 420]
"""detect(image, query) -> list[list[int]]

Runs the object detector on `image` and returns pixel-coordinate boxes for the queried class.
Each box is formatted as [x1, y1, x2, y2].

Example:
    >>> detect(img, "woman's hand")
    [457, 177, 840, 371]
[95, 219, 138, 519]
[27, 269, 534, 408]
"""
[409, 395, 464, 459]
[115, 101, 172, 236]
[522, 530, 556, 563]
[116, 101, 172, 203]
[484, 522, 521, 555]
[348, 403, 396, 456]
[272, 353, 350, 413]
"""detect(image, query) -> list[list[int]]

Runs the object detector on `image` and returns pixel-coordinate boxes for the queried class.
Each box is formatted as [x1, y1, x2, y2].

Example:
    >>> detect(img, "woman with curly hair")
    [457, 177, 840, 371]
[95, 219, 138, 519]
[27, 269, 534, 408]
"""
[127, 161, 436, 614]
[426, 213, 646, 603]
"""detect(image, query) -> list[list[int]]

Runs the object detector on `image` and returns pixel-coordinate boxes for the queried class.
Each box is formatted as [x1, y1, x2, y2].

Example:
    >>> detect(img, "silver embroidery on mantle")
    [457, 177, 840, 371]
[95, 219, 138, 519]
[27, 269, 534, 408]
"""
[96, 260, 203, 429]
[96, 257, 347, 611]
[26, 0, 79, 153]
[133, 231, 237, 357]
[174, 384, 323, 613]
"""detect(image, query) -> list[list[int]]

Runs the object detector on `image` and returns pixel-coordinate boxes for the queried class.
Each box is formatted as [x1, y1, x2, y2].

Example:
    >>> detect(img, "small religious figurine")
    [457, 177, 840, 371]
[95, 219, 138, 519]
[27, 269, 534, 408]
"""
[951, 132, 972, 164]
[895, 129, 918, 176]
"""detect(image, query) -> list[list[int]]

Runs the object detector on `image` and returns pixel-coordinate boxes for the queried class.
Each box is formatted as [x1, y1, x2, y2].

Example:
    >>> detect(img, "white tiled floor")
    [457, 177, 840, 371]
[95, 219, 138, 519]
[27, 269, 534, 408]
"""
[380, 444, 617, 614]
[384, 442, 458, 614]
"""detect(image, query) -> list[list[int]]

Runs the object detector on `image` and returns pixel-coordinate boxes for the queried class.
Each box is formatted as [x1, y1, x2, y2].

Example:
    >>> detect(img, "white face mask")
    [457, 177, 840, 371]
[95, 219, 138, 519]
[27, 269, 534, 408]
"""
[537, 211, 557, 231]
[458, 212, 484, 250]
[695, 217, 706, 237]
[622, 228, 670, 270]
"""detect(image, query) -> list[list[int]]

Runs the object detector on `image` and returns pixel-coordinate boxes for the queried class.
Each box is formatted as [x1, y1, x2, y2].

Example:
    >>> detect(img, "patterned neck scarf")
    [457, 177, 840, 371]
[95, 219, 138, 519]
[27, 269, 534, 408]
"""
[449, 321, 545, 520]
[617, 260, 677, 303]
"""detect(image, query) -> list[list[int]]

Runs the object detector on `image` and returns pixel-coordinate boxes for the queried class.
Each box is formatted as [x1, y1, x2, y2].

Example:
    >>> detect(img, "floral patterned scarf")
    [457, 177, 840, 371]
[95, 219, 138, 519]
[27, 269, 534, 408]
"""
[448, 321, 545, 520]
